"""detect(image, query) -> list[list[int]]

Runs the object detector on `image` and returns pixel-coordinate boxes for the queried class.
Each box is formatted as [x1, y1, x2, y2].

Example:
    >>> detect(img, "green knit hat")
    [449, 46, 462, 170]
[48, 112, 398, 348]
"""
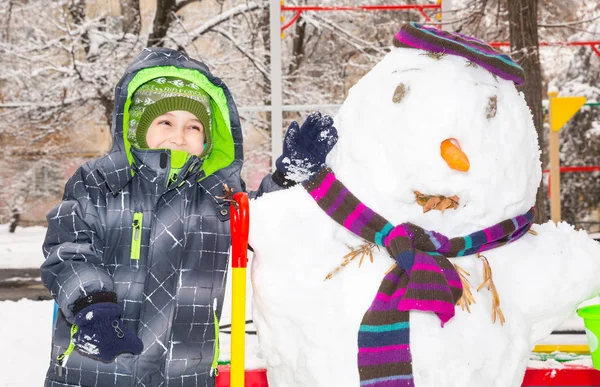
[128, 76, 212, 151]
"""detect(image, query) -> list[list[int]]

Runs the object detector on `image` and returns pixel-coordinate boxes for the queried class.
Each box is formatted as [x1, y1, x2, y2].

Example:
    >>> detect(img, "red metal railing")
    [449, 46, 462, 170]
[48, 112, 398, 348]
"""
[543, 166, 600, 198]
[490, 41, 600, 56]
[281, 4, 441, 31]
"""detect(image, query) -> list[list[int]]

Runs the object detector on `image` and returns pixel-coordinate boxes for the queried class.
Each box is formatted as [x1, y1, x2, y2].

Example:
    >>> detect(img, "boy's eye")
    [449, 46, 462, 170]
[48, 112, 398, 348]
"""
[158, 120, 171, 126]
[189, 125, 202, 131]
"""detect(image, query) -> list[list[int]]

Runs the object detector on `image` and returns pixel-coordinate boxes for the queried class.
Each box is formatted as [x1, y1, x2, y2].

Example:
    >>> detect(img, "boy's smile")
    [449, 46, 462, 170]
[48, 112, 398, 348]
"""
[145, 110, 205, 156]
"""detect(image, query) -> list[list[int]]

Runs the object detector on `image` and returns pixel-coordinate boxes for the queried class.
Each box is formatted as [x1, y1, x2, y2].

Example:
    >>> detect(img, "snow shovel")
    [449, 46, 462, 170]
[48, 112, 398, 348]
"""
[230, 192, 250, 387]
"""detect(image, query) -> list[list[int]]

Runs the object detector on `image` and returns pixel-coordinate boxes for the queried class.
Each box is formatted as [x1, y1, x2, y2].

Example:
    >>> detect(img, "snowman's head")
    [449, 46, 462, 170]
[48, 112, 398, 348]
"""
[327, 25, 541, 238]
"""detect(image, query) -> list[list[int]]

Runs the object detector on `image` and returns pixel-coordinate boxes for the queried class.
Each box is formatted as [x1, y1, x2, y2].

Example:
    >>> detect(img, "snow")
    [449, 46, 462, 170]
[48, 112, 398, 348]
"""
[0, 223, 46, 269]
[0, 299, 54, 386]
[249, 46, 600, 387]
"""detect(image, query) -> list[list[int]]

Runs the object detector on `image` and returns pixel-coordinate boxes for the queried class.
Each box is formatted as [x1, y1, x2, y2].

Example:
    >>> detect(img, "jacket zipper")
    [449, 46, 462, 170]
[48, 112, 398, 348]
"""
[211, 298, 220, 377]
[131, 212, 143, 260]
[57, 324, 79, 377]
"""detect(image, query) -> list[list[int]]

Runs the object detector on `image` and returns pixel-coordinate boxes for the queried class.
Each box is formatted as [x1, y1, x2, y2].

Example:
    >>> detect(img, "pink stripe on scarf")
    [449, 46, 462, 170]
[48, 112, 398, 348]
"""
[411, 263, 443, 273]
[358, 344, 410, 353]
[374, 288, 406, 301]
[398, 299, 455, 323]
[344, 203, 366, 229]
[309, 172, 336, 200]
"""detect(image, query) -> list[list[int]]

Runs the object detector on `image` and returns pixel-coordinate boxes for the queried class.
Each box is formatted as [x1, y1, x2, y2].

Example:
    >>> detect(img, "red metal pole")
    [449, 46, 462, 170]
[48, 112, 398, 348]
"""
[542, 166, 600, 198]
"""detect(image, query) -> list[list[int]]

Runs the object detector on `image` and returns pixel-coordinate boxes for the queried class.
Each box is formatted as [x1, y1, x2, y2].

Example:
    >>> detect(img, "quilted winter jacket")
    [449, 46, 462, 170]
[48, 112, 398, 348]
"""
[41, 48, 273, 387]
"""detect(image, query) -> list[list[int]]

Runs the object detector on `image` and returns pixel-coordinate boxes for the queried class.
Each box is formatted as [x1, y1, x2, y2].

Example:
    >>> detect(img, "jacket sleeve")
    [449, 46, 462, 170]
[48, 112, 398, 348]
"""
[41, 166, 115, 323]
[248, 170, 296, 199]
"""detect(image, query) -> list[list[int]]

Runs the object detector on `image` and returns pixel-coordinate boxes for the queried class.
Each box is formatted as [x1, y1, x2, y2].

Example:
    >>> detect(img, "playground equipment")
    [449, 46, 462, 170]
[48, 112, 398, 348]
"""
[546, 92, 594, 223]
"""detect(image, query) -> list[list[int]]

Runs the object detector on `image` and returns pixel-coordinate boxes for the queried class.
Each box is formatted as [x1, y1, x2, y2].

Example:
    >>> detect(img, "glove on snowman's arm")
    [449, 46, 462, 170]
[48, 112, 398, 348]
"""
[273, 111, 338, 187]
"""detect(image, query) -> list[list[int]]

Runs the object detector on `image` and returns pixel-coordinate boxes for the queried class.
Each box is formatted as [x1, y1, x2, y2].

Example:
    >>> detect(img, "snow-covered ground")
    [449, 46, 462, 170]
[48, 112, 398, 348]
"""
[0, 224, 596, 385]
[0, 223, 47, 268]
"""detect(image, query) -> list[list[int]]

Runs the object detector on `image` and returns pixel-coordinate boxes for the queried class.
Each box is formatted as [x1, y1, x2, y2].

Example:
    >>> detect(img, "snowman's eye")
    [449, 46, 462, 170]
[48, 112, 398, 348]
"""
[486, 95, 497, 119]
[392, 83, 409, 103]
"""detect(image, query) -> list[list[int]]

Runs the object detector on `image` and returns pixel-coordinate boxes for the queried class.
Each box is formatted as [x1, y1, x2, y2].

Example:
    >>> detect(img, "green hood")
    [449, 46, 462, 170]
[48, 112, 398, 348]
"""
[104, 48, 243, 184]
[123, 66, 234, 179]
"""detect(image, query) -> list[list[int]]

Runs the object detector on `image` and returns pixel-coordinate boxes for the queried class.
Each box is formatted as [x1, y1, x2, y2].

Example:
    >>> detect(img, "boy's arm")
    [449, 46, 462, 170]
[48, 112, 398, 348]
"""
[248, 171, 289, 199]
[41, 167, 115, 323]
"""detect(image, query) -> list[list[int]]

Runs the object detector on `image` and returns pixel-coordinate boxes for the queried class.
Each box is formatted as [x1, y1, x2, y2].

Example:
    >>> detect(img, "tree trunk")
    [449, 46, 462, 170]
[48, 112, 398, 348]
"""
[119, 0, 141, 35]
[147, 0, 177, 47]
[288, 18, 306, 76]
[507, 0, 546, 224]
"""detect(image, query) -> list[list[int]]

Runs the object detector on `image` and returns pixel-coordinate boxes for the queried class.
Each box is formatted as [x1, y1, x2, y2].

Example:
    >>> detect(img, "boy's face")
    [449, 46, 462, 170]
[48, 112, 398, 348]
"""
[146, 110, 205, 156]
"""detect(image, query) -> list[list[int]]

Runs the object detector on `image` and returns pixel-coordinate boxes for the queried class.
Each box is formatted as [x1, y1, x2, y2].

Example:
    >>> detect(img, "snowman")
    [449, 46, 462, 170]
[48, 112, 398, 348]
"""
[249, 23, 600, 387]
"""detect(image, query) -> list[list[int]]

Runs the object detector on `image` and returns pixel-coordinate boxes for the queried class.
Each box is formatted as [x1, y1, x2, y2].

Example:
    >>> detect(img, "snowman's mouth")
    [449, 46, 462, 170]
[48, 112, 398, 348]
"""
[414, 191, 460, 213]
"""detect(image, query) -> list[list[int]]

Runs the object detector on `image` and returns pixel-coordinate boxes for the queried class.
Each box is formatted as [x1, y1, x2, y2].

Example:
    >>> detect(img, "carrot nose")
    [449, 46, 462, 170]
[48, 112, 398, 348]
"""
[440, 138, 470, 172]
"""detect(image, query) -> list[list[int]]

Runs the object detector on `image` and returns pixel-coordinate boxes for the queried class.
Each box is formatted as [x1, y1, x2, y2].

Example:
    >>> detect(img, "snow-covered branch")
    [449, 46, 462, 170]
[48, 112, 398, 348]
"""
[175, 2, 266, 47]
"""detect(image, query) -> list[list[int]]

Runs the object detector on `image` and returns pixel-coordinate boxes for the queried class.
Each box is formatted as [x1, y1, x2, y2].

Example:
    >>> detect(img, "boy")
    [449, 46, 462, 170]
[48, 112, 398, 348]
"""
[41, 47, 337, 387]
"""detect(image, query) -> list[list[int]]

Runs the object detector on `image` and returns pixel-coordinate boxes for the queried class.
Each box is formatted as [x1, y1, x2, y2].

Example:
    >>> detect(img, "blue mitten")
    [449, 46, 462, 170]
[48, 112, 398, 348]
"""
[73, 302, 143, 362]
[275, 111, 338, 184]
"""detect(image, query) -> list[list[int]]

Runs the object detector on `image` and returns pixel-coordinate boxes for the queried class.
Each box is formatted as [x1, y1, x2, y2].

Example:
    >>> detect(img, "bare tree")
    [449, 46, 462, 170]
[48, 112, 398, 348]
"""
[507, 0, 545, 224]
[148, 0, 178, 47]
[120, 0, 141, 35]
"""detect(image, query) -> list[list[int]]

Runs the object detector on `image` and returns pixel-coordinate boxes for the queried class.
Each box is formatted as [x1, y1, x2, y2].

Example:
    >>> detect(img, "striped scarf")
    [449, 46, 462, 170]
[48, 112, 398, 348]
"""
[303, 167, 534, 387]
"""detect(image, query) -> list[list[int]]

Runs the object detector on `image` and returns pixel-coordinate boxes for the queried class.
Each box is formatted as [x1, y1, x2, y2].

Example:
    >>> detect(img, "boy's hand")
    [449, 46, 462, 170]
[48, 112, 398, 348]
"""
[73, 302, 143, 362]
[275, 111, 338, 184]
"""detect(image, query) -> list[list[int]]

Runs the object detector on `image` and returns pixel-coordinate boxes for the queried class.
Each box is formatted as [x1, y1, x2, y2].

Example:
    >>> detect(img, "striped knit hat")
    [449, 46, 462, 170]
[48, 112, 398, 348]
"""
[128, 76, 212, 149]
[394, 22, 525, 85]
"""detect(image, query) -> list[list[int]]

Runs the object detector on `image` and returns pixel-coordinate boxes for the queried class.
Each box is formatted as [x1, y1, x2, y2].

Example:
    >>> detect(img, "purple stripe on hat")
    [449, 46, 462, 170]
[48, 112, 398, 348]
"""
[396, 29, 499, 57]
[396, 33, 523, 85]
[326, 187, 349, 216]
[416, 25, 502, 56]
[358, 348, 412, 366]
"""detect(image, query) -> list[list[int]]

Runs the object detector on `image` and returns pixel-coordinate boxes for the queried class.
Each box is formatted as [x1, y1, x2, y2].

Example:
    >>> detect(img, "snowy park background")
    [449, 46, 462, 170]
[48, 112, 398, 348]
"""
[2, 0, 600, 386]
